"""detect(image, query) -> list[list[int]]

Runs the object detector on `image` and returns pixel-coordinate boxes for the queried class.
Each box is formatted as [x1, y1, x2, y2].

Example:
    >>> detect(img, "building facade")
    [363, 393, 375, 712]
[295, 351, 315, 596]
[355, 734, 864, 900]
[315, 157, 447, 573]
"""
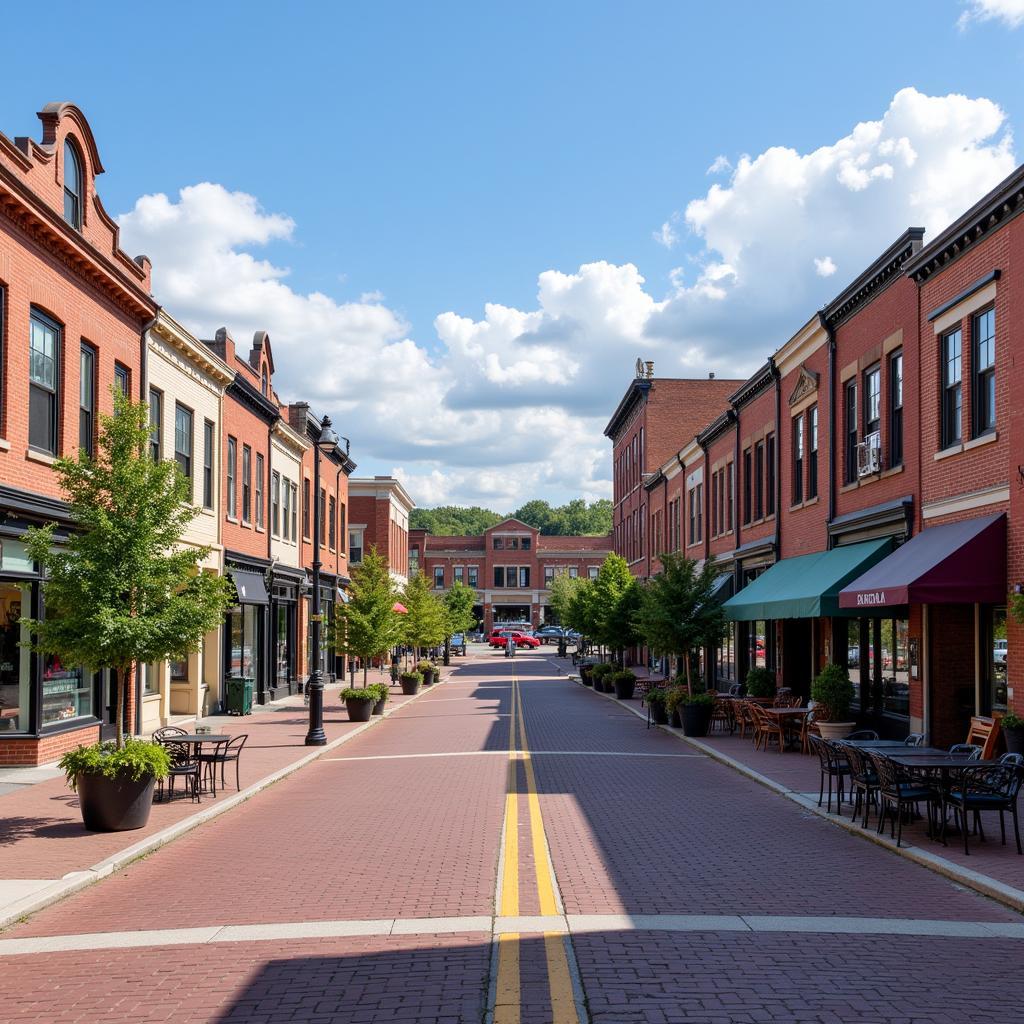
[349, 476, 414, 585]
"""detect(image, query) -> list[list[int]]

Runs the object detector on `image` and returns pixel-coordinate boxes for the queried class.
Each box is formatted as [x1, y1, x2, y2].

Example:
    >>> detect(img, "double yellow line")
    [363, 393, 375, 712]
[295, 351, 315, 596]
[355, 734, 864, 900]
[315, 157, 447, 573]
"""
[494, 670, 582, 1024]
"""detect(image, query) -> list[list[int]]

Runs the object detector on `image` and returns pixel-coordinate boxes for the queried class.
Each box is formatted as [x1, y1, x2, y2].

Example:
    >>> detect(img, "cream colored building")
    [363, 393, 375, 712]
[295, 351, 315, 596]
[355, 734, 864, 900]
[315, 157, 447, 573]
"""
[140, 311, 234, 733]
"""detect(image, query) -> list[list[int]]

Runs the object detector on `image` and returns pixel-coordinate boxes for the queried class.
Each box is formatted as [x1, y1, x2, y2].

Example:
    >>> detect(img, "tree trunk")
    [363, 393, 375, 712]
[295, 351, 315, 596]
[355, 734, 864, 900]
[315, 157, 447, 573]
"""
[363, 661, 368, 687]
[684, 649, 693, 697]
[115, 662, 130, 750]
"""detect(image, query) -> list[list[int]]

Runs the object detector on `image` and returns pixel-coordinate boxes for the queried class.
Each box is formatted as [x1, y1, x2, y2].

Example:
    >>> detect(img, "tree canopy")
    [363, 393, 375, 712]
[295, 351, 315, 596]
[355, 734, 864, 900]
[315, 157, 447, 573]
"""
[443, 580, 478, 636]
[409, 498, 611, 537]
[401, 571, 448, 654]
[22, 389, 231, 747]
[590, 553, 642, 660]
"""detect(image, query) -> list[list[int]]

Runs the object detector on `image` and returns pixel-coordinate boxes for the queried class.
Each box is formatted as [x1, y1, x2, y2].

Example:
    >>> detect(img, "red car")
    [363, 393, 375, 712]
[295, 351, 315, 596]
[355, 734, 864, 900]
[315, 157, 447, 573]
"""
[489, 630, 541, 649]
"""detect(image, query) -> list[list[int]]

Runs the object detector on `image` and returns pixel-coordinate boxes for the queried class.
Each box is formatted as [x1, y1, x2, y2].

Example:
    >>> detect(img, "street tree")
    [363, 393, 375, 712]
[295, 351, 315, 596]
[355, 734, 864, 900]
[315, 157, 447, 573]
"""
[401, 571, 448, 657]
[591, 553, 642, 665]
[633, 552, 727, 694]
[443, 580, 477, 636]
[330, 546, 405, 686]
[21, 390, 231, 748]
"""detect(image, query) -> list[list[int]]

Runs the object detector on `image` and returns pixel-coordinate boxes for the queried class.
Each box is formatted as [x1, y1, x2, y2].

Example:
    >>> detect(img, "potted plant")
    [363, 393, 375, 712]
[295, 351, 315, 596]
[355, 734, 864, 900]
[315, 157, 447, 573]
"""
[417, 660, 435, 685]
[592, 663, 613, 693]
[579, 661, 594, 686]
[745, 666, 776, 699]
[665, 684, 689, 728]
[646, 687, 670, 725]
[369, 682, 389, 716]
[1002, 712, 1024, 755]
[400, 670, 422, 695]
[810, 663, 856, 739]
[342, 686, 377, 722]
[612, 670, 636, 700]
[680, 690, 715, 737]
[59, 738, 172, 832]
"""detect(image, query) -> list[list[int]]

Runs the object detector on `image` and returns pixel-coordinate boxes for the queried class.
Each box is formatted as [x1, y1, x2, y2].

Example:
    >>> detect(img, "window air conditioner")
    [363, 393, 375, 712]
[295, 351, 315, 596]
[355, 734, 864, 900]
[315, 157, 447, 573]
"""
[857, 431, 881, 477]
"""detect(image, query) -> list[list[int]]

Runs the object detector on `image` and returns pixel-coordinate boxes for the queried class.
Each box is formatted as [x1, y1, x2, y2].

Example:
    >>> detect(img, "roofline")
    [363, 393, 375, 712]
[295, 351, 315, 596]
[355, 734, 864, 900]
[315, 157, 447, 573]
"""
[697, 409, 736, 448]
[603, 378, 651, 439]
[728, 361, 775, 408]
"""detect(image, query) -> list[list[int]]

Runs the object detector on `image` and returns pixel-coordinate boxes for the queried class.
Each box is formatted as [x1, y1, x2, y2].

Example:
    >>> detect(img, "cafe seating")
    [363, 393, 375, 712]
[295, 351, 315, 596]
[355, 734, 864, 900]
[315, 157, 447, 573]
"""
[750, 703, 785, 753]
[949, 743, 983, 759]
[838, 742, 879, 828]
[904, 733, 925, 747]
[809, 734, 849, 813]
[965, 715, 1001, 760]
[154, 725, 201, 803]
[733, 700, 753, 740]
[869, 751, 939, 848]
[945, 762, 1024, 856]
[199, 734, 248, 795]
[846, 730, 880, 741]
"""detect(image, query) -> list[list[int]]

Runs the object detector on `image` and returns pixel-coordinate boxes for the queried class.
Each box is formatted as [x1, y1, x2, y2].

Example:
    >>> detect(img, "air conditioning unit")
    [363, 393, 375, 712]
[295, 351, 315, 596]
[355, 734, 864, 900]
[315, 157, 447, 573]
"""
[857, 431, 881, 477]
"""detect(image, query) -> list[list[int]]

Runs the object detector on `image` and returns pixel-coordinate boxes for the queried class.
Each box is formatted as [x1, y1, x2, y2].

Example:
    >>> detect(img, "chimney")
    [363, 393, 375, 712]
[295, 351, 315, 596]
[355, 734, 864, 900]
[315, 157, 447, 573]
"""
[709, 371, 715, 379]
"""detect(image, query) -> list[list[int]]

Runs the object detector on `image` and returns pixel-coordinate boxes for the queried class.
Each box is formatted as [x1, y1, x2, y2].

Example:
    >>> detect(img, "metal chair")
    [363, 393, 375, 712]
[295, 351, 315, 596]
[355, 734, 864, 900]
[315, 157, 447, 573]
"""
[1000, 753, 1024, 766]
[809, 734, 849, 813]
[846, 729, 879, 741]
[728, 683, 741, 697]
[154, 726, 201, 803]
[869, 752, 938, 848]
[837, 741, 879, 828]
[733, 700, 753, 740]
[199, 734, 248, 794]
[949, 743, 983, 759]
[945, 762, 1024, 855]
[750, 703, 785, 753]
[904, 733, 925, 747]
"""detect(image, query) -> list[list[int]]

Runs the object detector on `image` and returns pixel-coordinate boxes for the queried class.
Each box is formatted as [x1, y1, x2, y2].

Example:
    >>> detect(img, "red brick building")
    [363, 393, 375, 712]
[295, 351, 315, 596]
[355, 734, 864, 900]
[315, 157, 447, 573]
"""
[412, 519, 612, 631]
[0, 104, 156, 764]
[349, 477, 414, 584]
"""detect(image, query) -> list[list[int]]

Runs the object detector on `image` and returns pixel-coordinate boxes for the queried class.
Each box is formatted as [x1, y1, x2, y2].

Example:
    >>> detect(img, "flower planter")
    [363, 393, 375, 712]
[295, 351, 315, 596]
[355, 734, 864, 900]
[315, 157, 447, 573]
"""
[816, 721, 855, 740]
[649, 702, 669, 725]
[421, 668, 435, 686]
[670, 707, 682, 728]
[682, 703, 713, 737]
[400, 676, 421, 696]
[579, 664, 593, 685]
[76, 771, 157, 832]
[372, 697, 386, 716]
[1005, 725, 1024, 755]
[345, 696, 375, 722]
[614, 677, 636, 700]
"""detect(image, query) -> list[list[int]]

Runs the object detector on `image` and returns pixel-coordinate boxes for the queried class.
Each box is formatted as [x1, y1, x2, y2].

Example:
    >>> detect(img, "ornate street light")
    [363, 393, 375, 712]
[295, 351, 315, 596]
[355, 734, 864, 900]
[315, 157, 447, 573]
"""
[305, 414, 339, 746]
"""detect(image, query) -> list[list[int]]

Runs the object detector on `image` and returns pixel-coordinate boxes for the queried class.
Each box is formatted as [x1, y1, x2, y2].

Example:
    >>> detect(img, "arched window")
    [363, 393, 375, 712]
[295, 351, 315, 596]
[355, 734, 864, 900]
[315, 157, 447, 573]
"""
[260, 364, 269, 396]
[63, 139, 83, 230]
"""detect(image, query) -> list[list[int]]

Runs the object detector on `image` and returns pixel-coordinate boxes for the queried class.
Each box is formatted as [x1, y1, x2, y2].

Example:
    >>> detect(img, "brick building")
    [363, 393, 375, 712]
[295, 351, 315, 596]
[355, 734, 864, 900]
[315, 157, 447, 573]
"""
[413, 518, 612, 631]
[0, 104, 157, 765]
[349, 476, 414, 584]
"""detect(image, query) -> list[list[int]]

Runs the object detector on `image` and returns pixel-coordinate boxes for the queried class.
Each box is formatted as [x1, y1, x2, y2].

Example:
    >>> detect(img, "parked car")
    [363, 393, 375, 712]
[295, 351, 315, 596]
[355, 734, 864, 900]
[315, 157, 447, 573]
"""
[489, 630, 541, 649]
[994, 638, 1008, 666]
[536, 625, 566, 643]
[450, 634, 467, 656]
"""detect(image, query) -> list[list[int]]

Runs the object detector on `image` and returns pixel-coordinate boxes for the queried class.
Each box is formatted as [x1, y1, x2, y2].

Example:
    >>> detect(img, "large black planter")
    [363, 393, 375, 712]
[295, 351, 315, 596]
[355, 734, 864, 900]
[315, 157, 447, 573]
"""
[579, 664, 593, 685]
[614, 677, 636, 700]
[346, 697, 375, 722]
[593, 675, 608, 693]
[650, 702, 669, 725]
[1005, 725, 1024, 755]
[400, 676, 421, 695]
[682, 703, 713, 737]
[421, 668, 435, 686]
[372, 697, 386, 716]
[77, 772, 157, 832]
[670, 707, 682, 728]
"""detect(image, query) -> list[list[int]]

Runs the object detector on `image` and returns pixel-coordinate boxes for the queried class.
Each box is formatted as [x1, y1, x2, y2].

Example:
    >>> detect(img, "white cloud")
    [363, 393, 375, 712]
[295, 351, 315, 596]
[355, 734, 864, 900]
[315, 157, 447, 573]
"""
[959, 0, 1024, 29]
[706, 155, 732, 175]
[117, 89, 1017, 510]
[653, 216, 679, 248]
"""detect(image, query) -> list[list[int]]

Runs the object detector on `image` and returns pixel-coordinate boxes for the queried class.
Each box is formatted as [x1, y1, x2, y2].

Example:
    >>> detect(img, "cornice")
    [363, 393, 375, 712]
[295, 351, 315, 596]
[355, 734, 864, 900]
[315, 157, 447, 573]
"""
[729, 361, 775, 408]
[150, 314, 234, 386]
[227, 373, 280, 425]
[603, 379, 651, 440]
[697, 409, 736, 448]
[272, 418, 310, 455]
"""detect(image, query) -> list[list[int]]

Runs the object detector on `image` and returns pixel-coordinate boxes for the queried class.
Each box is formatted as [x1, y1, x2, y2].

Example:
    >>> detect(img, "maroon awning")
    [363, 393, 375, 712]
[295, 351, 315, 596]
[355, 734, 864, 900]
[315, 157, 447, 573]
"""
[838, 512, 1006, 609]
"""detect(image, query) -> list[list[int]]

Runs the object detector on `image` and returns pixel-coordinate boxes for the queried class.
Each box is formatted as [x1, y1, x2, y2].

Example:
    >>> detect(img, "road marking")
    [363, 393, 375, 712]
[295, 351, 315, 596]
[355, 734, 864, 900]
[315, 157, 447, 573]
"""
[493, 932, 520, 1024]
[324, 750, 702, 761]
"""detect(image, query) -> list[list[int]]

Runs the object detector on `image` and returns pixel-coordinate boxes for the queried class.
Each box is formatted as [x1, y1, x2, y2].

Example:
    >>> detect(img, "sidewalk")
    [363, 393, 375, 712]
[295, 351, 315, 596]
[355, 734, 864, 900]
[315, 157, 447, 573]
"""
[0, 670, 444, 928]
[576, 676, 1024, 913]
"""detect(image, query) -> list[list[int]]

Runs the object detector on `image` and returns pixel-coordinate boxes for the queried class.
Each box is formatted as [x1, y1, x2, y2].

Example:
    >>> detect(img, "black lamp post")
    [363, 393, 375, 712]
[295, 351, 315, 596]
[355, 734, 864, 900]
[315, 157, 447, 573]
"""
[305, 414, 339, 746]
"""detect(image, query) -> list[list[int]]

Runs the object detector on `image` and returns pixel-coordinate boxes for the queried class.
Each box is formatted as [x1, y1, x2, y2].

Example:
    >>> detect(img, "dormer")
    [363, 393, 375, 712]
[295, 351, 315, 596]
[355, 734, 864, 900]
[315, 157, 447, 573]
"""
[249, 331, 276, 399]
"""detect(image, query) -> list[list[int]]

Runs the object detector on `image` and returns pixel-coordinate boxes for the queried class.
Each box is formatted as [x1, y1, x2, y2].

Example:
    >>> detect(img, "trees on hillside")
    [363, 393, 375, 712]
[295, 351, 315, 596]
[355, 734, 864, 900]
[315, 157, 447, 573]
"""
[409, 499, 612, 537]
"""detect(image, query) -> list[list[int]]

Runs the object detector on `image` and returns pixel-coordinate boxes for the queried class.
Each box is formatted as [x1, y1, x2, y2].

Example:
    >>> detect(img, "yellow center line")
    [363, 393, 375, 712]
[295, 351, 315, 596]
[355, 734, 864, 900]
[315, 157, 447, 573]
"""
[494, 932, 521, 1024]
[494, 676, 521, 1024]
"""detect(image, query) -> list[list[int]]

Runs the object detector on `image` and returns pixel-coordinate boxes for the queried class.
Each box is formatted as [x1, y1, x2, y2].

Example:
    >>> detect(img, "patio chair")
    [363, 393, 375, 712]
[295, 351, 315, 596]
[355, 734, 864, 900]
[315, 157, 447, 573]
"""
[154, 726, 201, 804]
[838, 741, 879, 828]
[846, 729, 879, 741]
[772, 688, 793, 707]
[904, 733, 925, 747]
[728, 683, 741, 697]
[199, 734, 248, 795]
[965, 715, 1001, 760]
[945, 762, 1024, 855]
[710, 698, 732, 734]
[869, 752, 938, 848]
[809, 733, 849, 813]
[733, 700, 753, 740]
[1000, 753, 1024, 766]
[750, 703, 785, 754]
[949, 744, 983, 759]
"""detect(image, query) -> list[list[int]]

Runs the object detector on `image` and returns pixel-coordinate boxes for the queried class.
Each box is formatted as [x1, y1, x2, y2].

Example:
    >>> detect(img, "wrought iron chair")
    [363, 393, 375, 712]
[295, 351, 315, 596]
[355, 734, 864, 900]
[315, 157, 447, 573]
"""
[949, 743, 983, 759]
[944, 762, 1024, 855]
[199, 734, 248, 795]
[727, 683, 741, 697]
[1000, 753, 1024, 767]
[904, 733, 925, 747]
[837, 741, 879, 828]
[869, 752, 938, 848]
[154, 725, 201, 803]
[846, 729, 879, 741]
[809, 734, 849, 813]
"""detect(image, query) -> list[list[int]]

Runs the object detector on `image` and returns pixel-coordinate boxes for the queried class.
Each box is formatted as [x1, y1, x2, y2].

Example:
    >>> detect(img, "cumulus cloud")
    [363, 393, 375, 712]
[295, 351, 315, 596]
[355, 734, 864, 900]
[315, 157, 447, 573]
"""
[958, 0, 1024, 29]
[653, 218, 679, 248]
[706, 155, 732, 175]
[118, 89, 1017, 509]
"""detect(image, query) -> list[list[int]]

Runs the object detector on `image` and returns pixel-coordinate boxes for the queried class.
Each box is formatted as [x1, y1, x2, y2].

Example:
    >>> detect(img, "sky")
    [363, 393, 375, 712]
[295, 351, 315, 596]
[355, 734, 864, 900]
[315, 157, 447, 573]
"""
[2, 1, 1024, 509]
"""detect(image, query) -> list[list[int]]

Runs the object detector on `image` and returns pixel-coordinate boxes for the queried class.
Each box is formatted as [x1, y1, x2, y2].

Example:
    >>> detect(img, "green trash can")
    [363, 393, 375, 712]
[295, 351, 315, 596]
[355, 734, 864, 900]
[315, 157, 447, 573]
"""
[226, 676, 254, 715]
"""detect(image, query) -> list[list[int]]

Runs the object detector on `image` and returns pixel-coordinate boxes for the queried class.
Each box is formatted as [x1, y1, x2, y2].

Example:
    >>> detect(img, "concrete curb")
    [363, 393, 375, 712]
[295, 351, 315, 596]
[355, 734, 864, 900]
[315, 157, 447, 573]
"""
[571, 674, 1024, 915]
[0, 673, 450, 931]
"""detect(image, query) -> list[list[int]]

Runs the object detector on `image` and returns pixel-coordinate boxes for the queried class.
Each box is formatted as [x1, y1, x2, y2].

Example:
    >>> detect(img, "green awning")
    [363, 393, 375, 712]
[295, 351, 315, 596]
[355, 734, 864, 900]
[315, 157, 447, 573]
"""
[722, 538, 893, 621]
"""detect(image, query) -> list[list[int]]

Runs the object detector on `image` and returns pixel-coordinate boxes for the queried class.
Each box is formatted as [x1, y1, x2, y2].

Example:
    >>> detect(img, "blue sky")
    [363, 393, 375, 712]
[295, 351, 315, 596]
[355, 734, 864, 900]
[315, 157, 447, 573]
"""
[2, 1, 1023, 507]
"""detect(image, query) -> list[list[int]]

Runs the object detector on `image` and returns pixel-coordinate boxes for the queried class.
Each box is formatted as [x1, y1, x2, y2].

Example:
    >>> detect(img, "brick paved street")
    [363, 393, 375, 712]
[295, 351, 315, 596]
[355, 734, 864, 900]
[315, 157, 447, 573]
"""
[4, 649, 1024, 1022]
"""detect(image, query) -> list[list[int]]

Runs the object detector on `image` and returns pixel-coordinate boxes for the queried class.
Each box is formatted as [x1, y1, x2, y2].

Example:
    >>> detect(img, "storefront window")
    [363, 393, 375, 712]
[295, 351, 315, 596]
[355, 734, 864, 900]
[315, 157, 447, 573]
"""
[275, 602, 295, 687]
[42, 653, 91, 725]
[170, 658, 189, 681]
[990, 606, 1008, 713]
[715, 627, 736, 685]
[847, 616, 909, 717]
[847, 619, 864, 710]
[881, 618, 909, 717]
[0, 583, 32, 733]
[747, 620, 768, 670]
[144, 662, 161, 696]
[227, 605, 260, 680]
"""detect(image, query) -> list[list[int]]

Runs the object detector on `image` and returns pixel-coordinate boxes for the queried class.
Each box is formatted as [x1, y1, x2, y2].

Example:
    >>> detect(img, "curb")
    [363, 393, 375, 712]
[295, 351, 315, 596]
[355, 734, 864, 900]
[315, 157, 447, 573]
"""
[0, 673, 451, 931]
[571, 673, 1024, 915]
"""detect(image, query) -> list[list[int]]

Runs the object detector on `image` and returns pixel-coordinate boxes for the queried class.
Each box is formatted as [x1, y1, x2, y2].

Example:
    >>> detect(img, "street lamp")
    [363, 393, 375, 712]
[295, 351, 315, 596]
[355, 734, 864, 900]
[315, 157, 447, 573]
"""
[305, 414, 339, 746]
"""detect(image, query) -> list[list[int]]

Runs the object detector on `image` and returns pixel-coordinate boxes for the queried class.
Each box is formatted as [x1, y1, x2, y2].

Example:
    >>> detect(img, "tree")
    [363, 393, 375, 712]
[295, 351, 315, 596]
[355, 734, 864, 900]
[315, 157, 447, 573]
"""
[21, 390, 232, 748]
[591, 553, 642, 664]
[330, 547, 405, 686]
[401, 571, 448, 657]
[443, 580, 477, 636]
[409, 506, 503, 535]
[633, 552, 728, 694]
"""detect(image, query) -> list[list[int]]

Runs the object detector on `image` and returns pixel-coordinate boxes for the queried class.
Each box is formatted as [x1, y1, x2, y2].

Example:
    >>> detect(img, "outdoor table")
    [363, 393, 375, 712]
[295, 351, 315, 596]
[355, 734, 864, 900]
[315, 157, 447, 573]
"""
[155, 735, 231, 797]
[845, 738, 907, 749]
[760, 706, 811, 750]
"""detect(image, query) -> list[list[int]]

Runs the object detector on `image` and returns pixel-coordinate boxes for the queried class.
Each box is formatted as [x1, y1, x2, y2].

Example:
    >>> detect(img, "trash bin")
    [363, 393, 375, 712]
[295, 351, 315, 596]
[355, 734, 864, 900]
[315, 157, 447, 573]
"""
[226, 676, 254, 715]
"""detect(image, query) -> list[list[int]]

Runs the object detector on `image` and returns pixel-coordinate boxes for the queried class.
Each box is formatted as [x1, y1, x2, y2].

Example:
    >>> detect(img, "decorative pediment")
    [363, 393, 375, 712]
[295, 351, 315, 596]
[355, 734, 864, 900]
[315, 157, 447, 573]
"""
[788, 365, 819, 407]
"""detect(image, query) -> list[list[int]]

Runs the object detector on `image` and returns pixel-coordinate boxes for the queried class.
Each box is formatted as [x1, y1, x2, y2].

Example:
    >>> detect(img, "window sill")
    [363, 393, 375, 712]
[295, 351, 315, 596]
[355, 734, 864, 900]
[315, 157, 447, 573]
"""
[226, 516, 239, 524]
[965, 430, 998, 452]
[933, 444, 963, 462]
[199, 507, 216, 518]
[789, 496, 820, 511]
[0, 438, 10, 452]
[25, 448, 56, 466]
[255, 526, 266, 534]
[840, 480, 860, 493]
[142, 692, 161, 702]
[881, 464, 905, 479]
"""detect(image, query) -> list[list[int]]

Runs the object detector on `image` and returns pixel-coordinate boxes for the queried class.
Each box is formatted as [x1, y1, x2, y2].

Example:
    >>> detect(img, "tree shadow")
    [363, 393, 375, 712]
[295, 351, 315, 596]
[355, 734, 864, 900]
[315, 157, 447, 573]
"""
[0, 815, 87, 843]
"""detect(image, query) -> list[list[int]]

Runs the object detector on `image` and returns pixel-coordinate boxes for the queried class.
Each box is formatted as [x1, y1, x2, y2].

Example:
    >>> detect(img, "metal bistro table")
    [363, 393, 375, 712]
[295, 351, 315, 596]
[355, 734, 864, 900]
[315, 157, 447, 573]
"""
[156, 734, 231, 799]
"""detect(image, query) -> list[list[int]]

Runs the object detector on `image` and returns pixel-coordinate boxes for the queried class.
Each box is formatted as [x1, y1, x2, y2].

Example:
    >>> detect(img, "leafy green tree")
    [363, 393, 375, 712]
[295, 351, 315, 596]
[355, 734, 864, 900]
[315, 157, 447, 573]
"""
[512, 499, 561, 535]
[330, 547, 404, 686]
[412, 499, 612, 537]
[409, 506, 503, 535]
[21, 390, 232, 748]
[591, 553, 642, 664]
[443, 580, 477, 636]
[633, 552, 728, 694]
[401, 571, 448, 656]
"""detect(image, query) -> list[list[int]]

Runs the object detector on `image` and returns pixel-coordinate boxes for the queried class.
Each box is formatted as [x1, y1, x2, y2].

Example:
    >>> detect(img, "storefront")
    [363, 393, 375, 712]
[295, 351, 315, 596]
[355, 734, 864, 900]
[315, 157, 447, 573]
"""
[224, 560, 270, 707]
[270, 568, 302, 700]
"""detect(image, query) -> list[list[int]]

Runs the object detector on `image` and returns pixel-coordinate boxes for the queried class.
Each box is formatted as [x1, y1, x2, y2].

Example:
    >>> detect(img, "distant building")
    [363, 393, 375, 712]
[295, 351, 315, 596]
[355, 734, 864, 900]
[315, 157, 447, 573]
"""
[349, 477, 415, 585]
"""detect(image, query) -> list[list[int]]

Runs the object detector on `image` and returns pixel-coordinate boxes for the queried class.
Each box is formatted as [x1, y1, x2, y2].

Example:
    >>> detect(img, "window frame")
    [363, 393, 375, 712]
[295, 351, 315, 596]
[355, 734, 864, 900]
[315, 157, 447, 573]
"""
[754, 441, 765, 520]
[241, 445, 252, 524]
[889, 350, 903, 469]
[941, 327, 963, 450]
[147, 387, 162, 462]
[63, 139, 84, 230]
[863, 363, 881, 439]
[202, 419, 215, 509]
[79, 342, 96, 458]
[281, 476, 290, 540]
[226, 436, 237, 518]
[271, 471, 281, 536]
[328, 495, 337, 550]
[807, 405, 818, 500]
[468, 566, 478, 588]
[434, 566, 445, 589]
[254, 452, 264, 528]
[844, 380, 858, 483]
[765, 433, 776, 515]
[494, 566, 505, 588]
[792, 413, 804, 506]
[972, 307, 995, 438]
[28, 308, 61, 455]
[291, 483, 298, 543]
[114, 363, 130, 398]
[174, 402, 193, 485]
[303, 478, 311, 539]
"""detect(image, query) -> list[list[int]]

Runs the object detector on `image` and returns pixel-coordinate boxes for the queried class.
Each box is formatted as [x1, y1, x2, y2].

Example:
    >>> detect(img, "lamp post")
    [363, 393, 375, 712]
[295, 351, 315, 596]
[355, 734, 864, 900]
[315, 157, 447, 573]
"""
[305, 414, 339, 746]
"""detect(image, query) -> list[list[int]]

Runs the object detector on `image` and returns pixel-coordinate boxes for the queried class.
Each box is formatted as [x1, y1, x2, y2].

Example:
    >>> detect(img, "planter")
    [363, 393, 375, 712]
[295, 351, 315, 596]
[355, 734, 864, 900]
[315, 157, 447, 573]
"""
[400, 676, 421, 696]
[650, 702, 669, 725]
[76, 771, 157, 832]
[594, 675, 609, 694]
[579, 664, 593, 685]
[682, 703, 713, 737]
[670, 707, 682, 728]
[421, 668, 435, 686]
[372, 697, 386, 716]
[816, 721, 855, 740]
[345, 696, 375, 722]
[1003, 724, 1024, 755]
[614, 677, 636, 700]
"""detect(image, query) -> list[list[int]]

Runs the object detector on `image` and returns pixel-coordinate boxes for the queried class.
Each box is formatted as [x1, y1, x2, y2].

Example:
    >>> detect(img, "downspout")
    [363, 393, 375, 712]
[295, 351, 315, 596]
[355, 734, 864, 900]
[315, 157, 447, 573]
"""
[136, 311, 158, 738]
[818, 311, 837, 546]
[770, 357, 782, 556]
[733, 400, 742, 552]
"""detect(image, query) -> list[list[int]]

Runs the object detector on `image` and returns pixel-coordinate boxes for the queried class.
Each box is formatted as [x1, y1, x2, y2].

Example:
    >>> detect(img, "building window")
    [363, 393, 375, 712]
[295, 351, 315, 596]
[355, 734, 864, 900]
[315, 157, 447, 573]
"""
[522, 537, 532, 550]
[339, 502, 347, 554]
[226, 437, 237, 517]
[79, 343, 95, 457]
[493, 537, 504, 550]
[726, 462, 734, 532]
[889, 351, 903, 469]
[742, 448, 752, 524]
[349, 530, 363, 564]
[468, 566, 478, 587]
[291, 484, 298, 544]
[588, 565, 599, 580]
[688, 482, 703, 544]
[260, 365, 268, 397]
[792, 413, 804, 505]
[765, 433, 776, 515]
[254, 453, 264, 528]
[203, 420, 214, 509]
[0, 287, 5, 429]
[63, 140, 83, 230]
[303, 479, 311, 538]
[282, 477, 291, 540]
[328, 496, 337, 550]
[147, 388, 162, 461]
[318, 488, 326, 546]
[544, 566, 555, 585]
[941, 328, 962, 449]
[519, 567, 530, 588]
[434, 566, 445, 589]
[454, 566, 464, 584]
[568, 566, 579, 578]
[494, 566, 505, 588]
[114, 363, 130, 397]
[241, 445, 252, 523]
[973, 308, 995, 437]
[864, 364, 881, 441]
[754, 442, 765, 520]
[174, 404, 193, 483]
[808, 406, 818, 500]
[29, 310, 60, 454]
[844, 380, 858, 483]
[271, 472, 281, 536]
